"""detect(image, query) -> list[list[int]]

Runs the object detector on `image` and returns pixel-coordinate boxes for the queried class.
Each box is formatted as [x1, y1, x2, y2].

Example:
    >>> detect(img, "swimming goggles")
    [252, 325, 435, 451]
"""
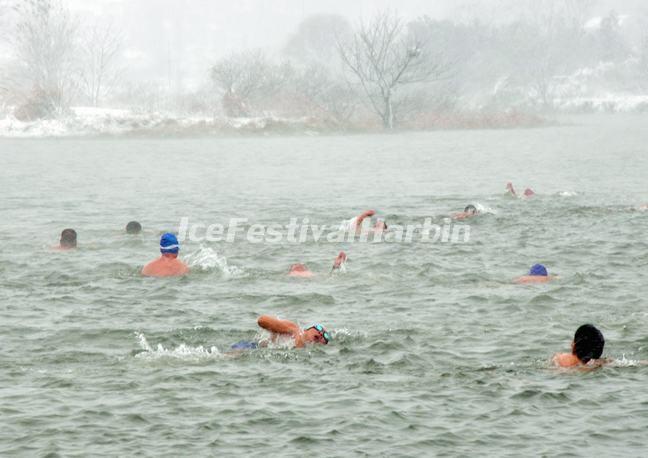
[307, 324, 331, 344]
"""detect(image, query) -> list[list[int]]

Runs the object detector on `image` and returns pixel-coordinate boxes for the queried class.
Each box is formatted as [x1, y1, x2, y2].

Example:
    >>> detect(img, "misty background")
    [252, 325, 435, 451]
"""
[1, 0, 648, 132]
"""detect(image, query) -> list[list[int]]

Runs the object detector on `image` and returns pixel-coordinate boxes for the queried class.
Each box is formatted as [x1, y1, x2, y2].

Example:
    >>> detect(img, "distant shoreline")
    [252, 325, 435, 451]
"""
[1, 107, 647, 139]
[0, 108, 549, 138]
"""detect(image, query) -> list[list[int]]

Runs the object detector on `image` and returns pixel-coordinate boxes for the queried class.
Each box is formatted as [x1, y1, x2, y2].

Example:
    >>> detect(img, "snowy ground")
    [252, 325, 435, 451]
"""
[555, 94, 648, 113]
[0, 107, 321, 138]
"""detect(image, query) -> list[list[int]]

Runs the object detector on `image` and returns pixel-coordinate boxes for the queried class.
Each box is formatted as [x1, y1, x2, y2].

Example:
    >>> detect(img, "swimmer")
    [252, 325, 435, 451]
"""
[347, 209, 387, 234]
[332, 251, 347, 270]
[506, 182, 535, 198]
[288, 263, 315, 278]
[256, 315, 331, 348]
[288, 251, 347, 277]
[514, 263, 556, 284]
[452, 204, 479, 220]
[126, 221, 142, 234]
[141, 233, 189, 277]
[58, 228, 77, 250]
[552, 324, 608, 368]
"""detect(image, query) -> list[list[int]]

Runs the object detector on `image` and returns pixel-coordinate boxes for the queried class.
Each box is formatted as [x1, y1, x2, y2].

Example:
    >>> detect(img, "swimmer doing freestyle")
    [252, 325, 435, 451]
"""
[230, 316, 332, 350]
[348, 209, 387, 234]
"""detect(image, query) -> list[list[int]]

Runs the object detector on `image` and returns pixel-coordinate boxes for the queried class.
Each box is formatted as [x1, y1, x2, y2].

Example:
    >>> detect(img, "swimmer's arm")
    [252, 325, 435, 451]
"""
[355, 209, 375, 226]
[332, 251, 347, 270]
[257, 315, 300, 336]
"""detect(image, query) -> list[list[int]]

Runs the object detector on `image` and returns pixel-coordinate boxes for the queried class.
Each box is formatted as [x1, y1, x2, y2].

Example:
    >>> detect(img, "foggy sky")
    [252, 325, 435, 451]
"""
[6, 0, 648, 90]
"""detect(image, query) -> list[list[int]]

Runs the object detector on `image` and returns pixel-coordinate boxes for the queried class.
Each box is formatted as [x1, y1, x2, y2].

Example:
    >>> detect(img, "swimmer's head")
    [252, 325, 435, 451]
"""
[464, 204, 477, 214]
[160, 232, 179, 255]
[572, 324, 604, 363]
[374, 219, 387, 230]
[126, 221, 142, 234]
[529, 264, 548, 276]
[304, 324, 331, 345]
[60, 228, 77, 249]
[289, 263, 309, 273]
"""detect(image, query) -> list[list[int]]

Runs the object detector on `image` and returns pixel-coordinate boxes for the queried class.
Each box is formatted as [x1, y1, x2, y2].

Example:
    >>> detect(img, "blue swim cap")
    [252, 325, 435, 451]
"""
[160, 233, 179, 254]
[529, 264, 548, 276]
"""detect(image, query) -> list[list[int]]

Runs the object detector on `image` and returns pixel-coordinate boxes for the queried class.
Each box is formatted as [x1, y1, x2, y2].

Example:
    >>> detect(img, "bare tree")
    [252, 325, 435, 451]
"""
[9, 0, 78, 118]
[211, 50, 291, 117]
[78, 22, 124, 107]
[338, 12, 446, 129]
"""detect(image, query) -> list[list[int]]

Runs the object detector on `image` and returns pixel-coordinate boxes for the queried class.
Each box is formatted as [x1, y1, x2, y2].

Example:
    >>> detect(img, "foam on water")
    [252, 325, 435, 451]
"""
[135, 333, 222, 361]
[337, 217, 358, 232]
[334, 263, 347, 274]
[263, 335, 298, 350]
[610, 355, 641, 367]
[184, 246, 246, 278]
[474, 202, 497, 215]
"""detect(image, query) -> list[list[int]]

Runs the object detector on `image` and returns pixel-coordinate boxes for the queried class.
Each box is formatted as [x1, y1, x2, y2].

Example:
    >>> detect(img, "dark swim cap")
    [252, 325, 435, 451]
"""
[464, 204, 477, 213]
[126, 221, 142, 234]
[160, 233, 179, 254]
[60, 228, 77, 248]
[529, 264, 548, 276]
[574, 324, 604, 363]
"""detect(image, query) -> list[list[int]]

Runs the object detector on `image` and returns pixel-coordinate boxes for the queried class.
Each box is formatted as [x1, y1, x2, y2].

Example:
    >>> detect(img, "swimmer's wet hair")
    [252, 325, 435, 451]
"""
[60, 228, 77, 248]
[126, 221, 142, 234]
[573, 324, 604, 363]
[464, 204, 477, 213]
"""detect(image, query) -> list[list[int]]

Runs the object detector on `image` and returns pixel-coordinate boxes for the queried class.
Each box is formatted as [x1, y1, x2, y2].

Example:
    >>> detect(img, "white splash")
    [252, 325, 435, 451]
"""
[264, 335, 297, 349]
[184, 246, 246, 278]
[610, 355, 640, 367]
[475, 203, 497, 215]
[338, 217, 358, 232]
[329, 327, 366, 340]
[557, 191, 578, 197]
[135, 333, 222, 360]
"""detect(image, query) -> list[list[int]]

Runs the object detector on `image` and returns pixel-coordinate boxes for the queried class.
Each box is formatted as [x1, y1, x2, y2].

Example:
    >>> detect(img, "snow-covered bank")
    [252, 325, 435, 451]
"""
[0, 107, 332, 138]
[555, 94, 648, 113]
[0, 100, 644, 138]
[0, 106, 543, 137]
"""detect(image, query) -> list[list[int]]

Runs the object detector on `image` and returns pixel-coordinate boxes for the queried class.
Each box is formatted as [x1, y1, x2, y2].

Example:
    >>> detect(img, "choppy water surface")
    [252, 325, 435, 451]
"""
[1, 116, 648, 456]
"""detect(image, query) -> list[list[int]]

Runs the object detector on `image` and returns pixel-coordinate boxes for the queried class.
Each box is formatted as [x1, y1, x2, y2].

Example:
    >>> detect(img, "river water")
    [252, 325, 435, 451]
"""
[1, 115, 648, 456]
